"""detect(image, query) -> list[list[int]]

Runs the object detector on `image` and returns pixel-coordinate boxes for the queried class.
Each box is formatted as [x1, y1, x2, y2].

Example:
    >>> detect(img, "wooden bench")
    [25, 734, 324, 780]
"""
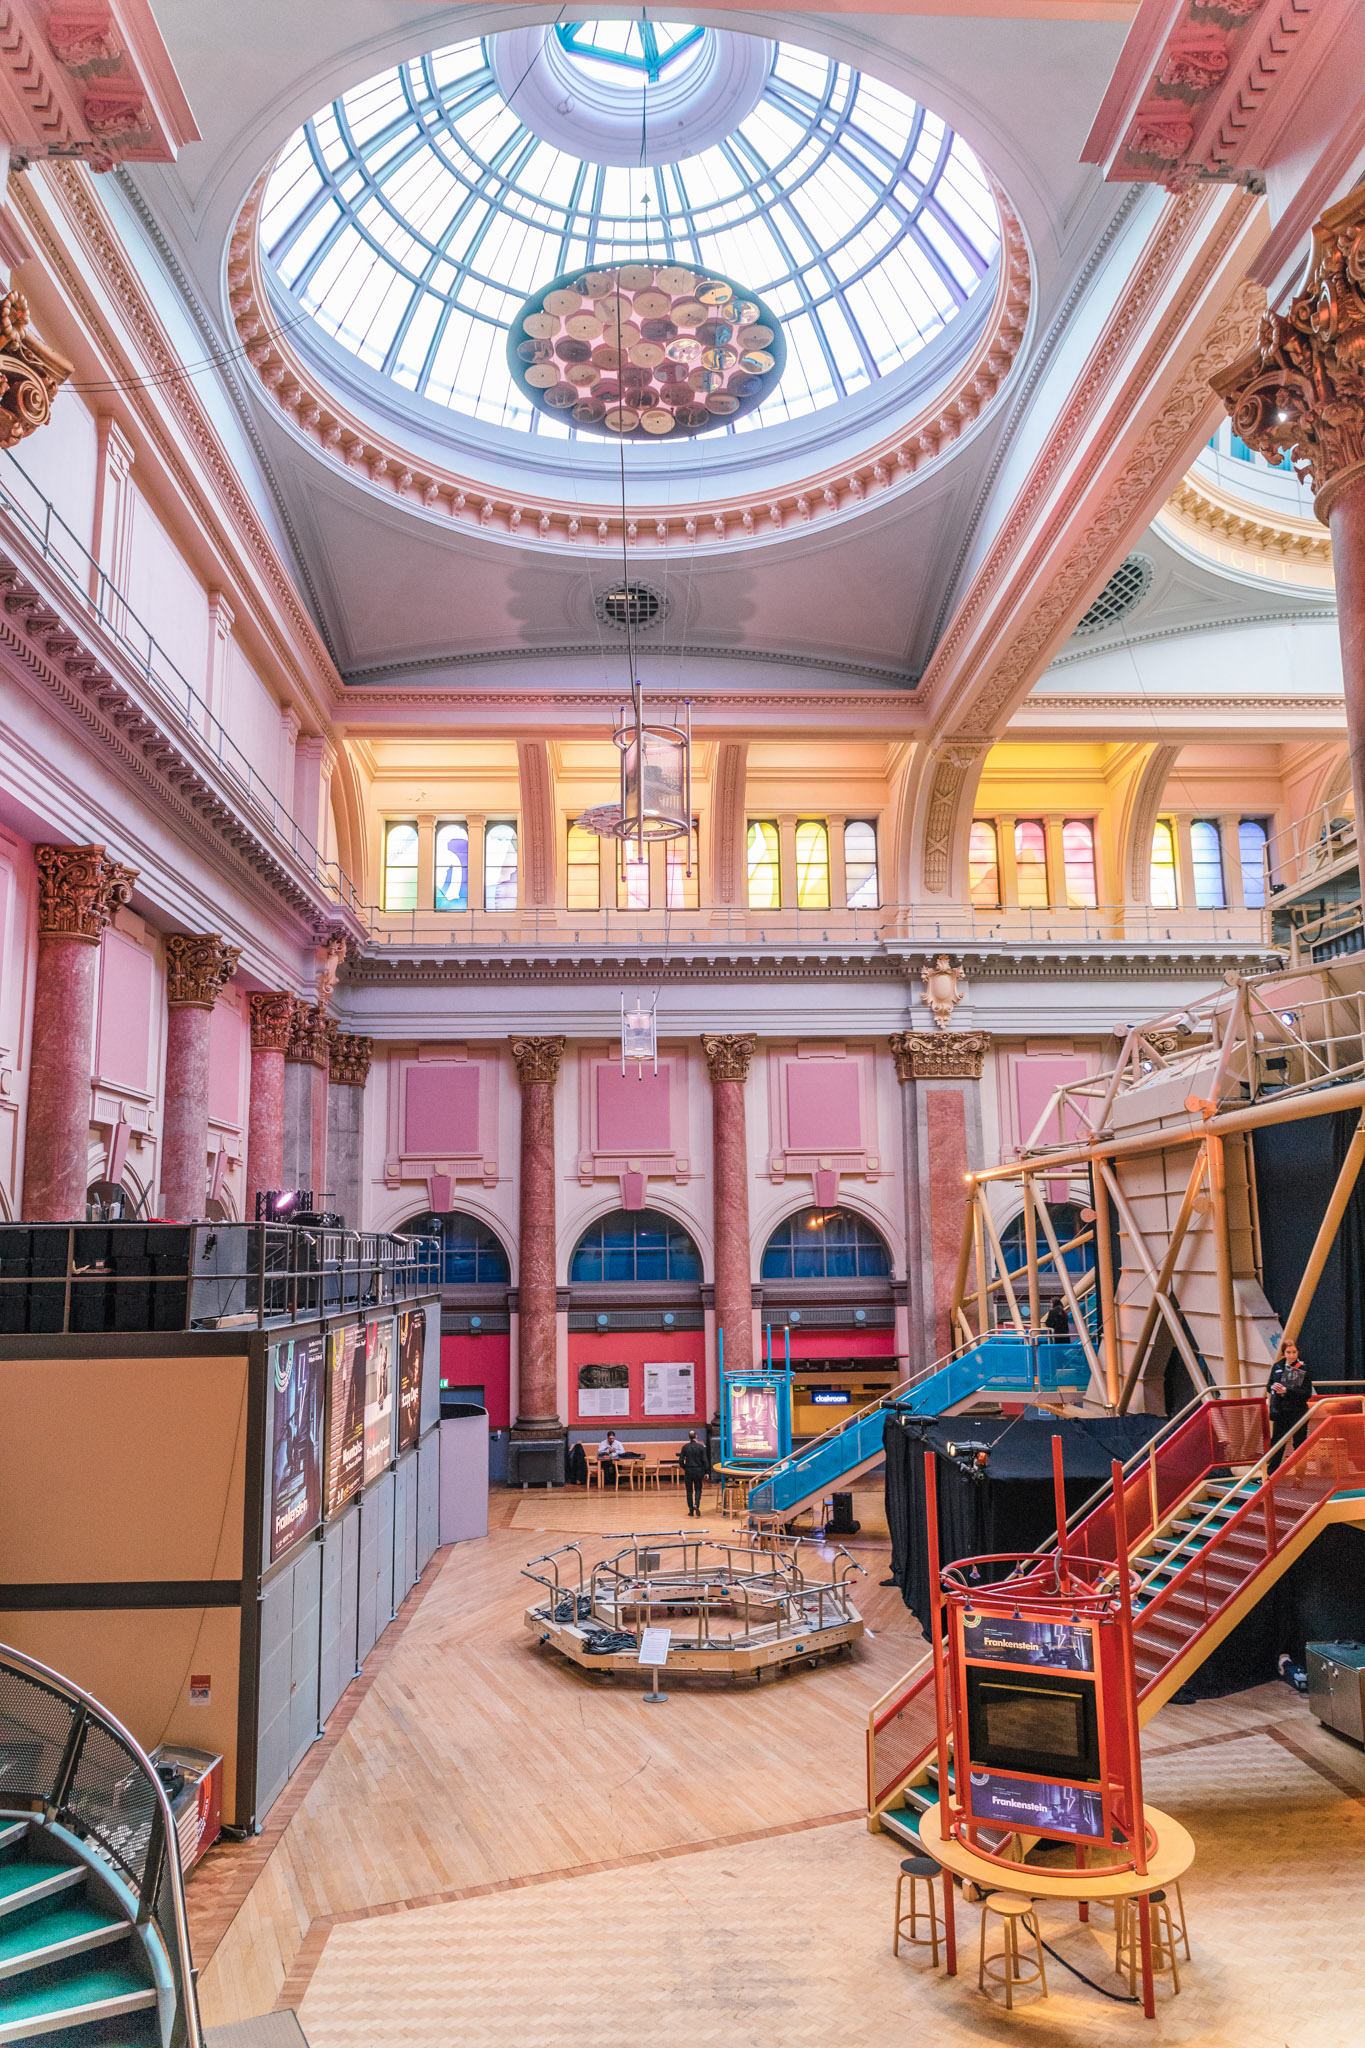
[585, 1440, 699, 1491]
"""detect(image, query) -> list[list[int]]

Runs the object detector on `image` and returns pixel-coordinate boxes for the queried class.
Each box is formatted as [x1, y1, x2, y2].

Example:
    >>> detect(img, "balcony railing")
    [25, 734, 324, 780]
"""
[1265, 795, 1357, 900]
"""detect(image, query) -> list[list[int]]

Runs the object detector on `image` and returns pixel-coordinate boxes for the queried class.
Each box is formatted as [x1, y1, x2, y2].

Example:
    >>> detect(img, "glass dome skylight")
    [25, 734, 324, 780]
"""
[259, 26, 1000, 440]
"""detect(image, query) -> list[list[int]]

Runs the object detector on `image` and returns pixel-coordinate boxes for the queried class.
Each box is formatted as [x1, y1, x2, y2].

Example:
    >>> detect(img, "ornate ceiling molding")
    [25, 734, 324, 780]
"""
[0, 0, 197, 172]
[1161, 472, 1333, 576]
[341, 643, 917, 689]
[1019, 690, 1344, 714]
[226, 170, 1031, 554]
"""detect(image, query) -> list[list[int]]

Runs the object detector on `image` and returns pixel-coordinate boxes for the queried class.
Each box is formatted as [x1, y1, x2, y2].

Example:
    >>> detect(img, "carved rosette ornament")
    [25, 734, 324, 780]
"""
[34, 843, 137, 942]
[921, 954, 966, 1029]
[1212, 186, 1365, 520]
[701, 1032, 757, 1085]
[287, 1002, 331, 1068]
[247, 990, 297, 1054]
[164, 933, 241, 1009]
[0, 293, 74, 450]
[510, 1035, 566, 1088]
[890, 1031, 990, 1082]
[326, 1025, 373, 1089]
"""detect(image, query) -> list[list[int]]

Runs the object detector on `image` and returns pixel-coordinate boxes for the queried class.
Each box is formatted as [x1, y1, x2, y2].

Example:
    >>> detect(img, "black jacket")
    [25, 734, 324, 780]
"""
[679, 1440, 709, 1479]
[1268, 1359, 1313, 1425]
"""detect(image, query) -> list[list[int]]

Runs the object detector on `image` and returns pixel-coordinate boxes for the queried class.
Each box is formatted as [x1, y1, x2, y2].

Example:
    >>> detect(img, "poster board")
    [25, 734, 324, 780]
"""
[363, 1317, 396, 1485]
[728, 1381, 780, 1459]
[325, 1324, 365, 1515]
[643, 1361, 695, 1415]
[397, 1307, 425, 1453]
[268, 1333, 324, 1563]
[578, 1362, 629, 1418]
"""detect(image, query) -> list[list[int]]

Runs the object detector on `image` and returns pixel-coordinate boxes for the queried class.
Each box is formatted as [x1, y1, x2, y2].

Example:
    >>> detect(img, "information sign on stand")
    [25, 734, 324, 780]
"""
[638, 1625, 672, 1703]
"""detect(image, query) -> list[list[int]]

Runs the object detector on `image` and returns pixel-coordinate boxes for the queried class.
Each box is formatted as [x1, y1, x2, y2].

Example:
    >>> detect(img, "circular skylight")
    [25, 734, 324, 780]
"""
[259, 25, 1001, 441]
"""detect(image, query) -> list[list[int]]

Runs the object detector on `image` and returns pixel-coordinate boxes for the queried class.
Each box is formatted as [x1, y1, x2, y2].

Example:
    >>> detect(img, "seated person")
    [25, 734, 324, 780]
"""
[597, 1429, 626, 1486]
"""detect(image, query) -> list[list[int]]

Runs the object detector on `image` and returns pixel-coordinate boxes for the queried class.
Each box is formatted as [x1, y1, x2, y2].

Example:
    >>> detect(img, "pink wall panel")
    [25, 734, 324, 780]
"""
[1014, 1057, 1092, 1150]
[208, 999, 245, 1127]
[786, 1061, 860, 1151]
[404, 1063, 480, 1155]
[597, 1064, 671, 1152]
[567, 1330, 705, 1427]
[440, 1333, 511, 1429]
[94, 931, 154, 1093]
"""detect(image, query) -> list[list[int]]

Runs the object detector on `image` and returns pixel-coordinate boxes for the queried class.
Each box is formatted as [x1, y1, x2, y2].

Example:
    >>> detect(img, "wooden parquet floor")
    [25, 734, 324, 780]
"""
[190, 1490, 1365, 2046]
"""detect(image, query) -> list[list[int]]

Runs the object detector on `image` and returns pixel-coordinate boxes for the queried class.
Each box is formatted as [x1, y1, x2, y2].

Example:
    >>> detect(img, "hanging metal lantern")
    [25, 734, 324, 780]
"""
[621, 991, 659, 1074]
[574, 680, 692, 853]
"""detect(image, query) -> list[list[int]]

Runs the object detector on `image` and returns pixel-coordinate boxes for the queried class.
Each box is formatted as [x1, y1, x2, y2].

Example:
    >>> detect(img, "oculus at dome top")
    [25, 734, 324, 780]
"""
[258, 21, 1002, 448]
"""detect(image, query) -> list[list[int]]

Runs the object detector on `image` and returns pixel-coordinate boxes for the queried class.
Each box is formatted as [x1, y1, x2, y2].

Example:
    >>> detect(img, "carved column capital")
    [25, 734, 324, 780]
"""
[701, 1032, 757, 1085]
[889, 1030, 990, 1082]
[248, 990, 297, 1054]
[510, 1034, 566, 1088]
[1213, 185, 1365, 521]
[0, 291, 73, 449]
[164, 932, 241, 1009]
[327, 1024, 373, 1088]
[34, 843, 137, 942]
[287, 1001, 330, 1068]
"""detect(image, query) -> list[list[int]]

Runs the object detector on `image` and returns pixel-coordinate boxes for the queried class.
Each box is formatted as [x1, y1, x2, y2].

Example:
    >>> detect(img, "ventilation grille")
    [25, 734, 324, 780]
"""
[1074, 554, 1153, 636]
[569, 1308, 703, 1332]
[594, 581, 670, 632]
[441, 1310, 510, 1335]
[761, 1304, 895, 1329]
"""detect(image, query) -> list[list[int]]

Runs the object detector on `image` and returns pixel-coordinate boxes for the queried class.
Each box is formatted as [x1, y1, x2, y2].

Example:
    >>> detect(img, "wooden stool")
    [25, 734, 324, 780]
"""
[893, 1856, 944, 1964]
[1115, 1888, 1185, 1996]
[978, 1893, 1047, 2010]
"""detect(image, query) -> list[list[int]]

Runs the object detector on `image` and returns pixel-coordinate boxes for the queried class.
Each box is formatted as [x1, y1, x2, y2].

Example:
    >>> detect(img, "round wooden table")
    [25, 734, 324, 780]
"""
[918, 1799, 1195, 2018]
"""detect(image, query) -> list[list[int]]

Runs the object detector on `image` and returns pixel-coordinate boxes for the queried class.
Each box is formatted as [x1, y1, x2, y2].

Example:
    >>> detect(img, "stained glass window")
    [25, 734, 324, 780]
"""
[968, 819, 999, 908]
[567, 823, 601, 909]
[795, 820, 830, 908]
[747, 820, 781, 907]
[435, 820, 469, 911]
[1150, 820, 1178, 909]
[484, 820, 519, 909]
[1062, 819, 1097, 908]
[383, 820, 418, 911]
[1014, 819, 1048, 909]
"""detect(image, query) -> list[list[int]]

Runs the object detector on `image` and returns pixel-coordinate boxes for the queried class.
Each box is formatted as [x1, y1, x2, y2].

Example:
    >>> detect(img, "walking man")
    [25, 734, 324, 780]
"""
[679, 1430, 709, 1518]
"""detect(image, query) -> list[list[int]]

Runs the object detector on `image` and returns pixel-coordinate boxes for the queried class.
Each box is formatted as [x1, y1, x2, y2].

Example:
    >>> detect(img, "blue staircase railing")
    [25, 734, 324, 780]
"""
[746, 1333, 1092, 1514]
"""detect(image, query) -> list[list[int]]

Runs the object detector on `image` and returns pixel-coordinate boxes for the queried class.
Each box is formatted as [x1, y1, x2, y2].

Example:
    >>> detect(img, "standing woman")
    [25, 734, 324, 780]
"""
[1266, 1337, 1314, 1471]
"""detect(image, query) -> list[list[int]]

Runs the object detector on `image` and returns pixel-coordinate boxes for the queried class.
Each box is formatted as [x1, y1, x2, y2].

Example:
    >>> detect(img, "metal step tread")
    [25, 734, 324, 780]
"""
[0, 1866, 84, 1918]
[880, 1809, 921, 1847]
[0, 1958, 156, 2036]
[0, 1899, 128, 1978]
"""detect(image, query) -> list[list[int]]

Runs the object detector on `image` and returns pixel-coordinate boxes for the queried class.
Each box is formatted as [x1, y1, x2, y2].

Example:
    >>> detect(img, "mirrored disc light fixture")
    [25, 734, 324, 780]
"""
[507, 261, 785, 437]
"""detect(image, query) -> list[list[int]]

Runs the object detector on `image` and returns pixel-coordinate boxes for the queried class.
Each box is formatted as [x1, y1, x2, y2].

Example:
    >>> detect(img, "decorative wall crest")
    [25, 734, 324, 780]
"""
[164, 931, 240, 1009]
[247, 990, 297, 1054]
[1212, 185, 1365, 520]
[920, 954, 967, 1029]
[0, 293, 73, 450]
[701, 1032, 758, 1085]
[510, 1034, 566, 1088]
[34, 841, 136, 941]
[889, 1030, 990, 1081]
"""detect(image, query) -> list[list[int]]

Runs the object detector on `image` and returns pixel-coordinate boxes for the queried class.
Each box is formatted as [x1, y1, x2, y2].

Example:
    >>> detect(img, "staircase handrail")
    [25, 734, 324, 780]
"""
[0, 1639, 203, 2047]
[1134, 1394, 1365, 1626]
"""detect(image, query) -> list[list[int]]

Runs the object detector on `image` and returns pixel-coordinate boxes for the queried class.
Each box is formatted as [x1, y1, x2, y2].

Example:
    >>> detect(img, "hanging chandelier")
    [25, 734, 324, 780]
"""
[575, 680, 692, 846]
[508, 261, 784, 438]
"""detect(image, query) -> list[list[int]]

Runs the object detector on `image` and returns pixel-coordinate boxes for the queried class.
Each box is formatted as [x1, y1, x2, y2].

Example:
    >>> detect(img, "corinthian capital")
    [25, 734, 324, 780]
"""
[165, 933, 241, 1009]
[287, 1002, 331, 1068]
[510, 1034, 566, 1088]
[0, 292, 73, 451]
[889, 1030, 990, 1082]
[1212, 185, 1365, 519]
[701, 1032, 757, 1085]
[327, 1024, 373, 1088]
[248, 990, 297, 1054]
[34, 844, 137, 942]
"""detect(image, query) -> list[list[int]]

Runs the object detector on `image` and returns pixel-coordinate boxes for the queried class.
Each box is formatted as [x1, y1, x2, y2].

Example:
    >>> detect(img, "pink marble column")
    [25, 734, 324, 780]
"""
[246, 992, 296, 1220]
[285, 1004, 330, 1201]
[510, 1035, 566, 1435]
[21, 845, 137, 1222]
[1329, 472, 1365, 839]
[160, 934, 240, 1221]
[702, 1034, 757, 1377]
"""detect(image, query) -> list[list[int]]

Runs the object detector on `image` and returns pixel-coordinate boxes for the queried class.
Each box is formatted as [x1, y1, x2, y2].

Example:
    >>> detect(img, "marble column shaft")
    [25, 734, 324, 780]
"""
[246, 993, 296, 1220]
[1330, 473, 1365, 839]
[702, 1034, 756, 1377]
[160, 934, 240, 1222]
[511, 1036, 565, 1434]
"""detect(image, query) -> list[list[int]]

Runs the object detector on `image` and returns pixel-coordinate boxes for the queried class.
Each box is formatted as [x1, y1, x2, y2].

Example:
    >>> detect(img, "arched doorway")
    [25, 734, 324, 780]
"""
[759, 1206, 898, 1437]
[397, 1209, 513, 1435]
[567, 1208, 705, 1437]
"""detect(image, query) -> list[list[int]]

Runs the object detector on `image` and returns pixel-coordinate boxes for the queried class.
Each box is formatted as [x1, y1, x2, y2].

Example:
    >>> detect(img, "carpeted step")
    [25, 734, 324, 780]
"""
[0, 1895, 129, 1980]
[0, 1956, 157, 2043]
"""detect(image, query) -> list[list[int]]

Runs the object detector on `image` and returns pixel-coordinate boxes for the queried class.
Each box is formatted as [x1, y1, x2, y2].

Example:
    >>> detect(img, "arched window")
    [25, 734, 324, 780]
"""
[1150, 819, 1178, 908]
[398, 1210, 511, 1286]
[999, 1202, 1094, 1278]
[747, 821, 780, 908]
[844, 821, 879, 908]
[1238, 818, 1268, 909]
[1190, 820, 1225, 909]
[968, 820, 999, 907]
[1014, 819, 1049, 907]
[570, 1209, 702, 1283]
[435, 821, 469, 911]
[383, 821, 418, 912]
[760, 1207, 892, 1281]
[795, 821, 830, 909]
[1062, 819, 1097, 907]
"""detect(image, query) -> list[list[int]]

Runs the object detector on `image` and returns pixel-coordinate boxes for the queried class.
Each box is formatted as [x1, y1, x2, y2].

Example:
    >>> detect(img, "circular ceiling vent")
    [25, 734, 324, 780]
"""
[594, 581, 670, 632]
[1074, 554, 1153, 636]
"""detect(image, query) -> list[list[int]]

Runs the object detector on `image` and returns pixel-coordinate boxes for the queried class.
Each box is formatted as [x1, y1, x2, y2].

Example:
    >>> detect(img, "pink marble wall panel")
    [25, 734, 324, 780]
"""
[596, 1065, 671, 1152]
[404, 1063, 480, 1155]
[785, 1060, 860, 1151]
[94, 929, 154, 1094]
[208, 997, 245, 1127]
[927, 1089, 969, 1363]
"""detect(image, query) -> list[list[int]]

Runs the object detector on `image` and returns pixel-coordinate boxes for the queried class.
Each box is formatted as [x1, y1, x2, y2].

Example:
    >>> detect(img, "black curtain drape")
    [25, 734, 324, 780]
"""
[1253, 1109, 1365, 1384]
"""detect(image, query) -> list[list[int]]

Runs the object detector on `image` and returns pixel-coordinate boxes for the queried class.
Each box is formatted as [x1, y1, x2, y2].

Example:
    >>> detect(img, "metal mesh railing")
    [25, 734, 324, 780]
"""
[0, 1642, 202, 2047]
[867, 1653, 936, 1811]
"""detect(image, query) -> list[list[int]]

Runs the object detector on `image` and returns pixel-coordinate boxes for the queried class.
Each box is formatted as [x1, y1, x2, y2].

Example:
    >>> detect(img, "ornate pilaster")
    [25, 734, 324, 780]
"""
[512, 1034, 566, 1440]
[248, 990, 296, 1053]
[34, 843, 136, 942]
[286, 1002, 330, 1068]
[161, 934, 240, 1221]
[889, 1031, 990, 1081]
[164, 933, 240, 1009]
[325, 1026, 372, 1231]
[0, 291, 73, 450]
[326, 1026, 373, 1089]
[246, 992, 296, 1217]
[21, 845, 139, 1220]
[700, 1032, 757, 1085]
[702, 1032, 757, 1379]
